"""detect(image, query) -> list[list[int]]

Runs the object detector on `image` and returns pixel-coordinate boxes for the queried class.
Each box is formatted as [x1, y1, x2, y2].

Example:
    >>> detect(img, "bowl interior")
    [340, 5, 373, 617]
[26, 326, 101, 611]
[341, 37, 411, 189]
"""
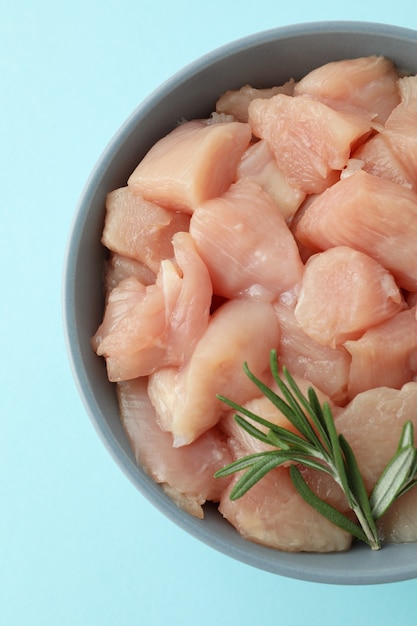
[63, 21, 417, 584]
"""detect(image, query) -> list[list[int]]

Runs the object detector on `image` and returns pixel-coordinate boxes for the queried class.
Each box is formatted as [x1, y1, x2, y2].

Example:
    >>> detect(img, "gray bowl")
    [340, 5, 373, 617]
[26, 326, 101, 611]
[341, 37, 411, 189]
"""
[63, 20, 417, 585]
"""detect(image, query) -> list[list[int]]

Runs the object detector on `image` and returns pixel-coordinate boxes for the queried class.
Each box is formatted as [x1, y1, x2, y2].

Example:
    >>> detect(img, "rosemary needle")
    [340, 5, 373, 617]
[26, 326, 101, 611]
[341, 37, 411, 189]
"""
[215, 349, 417, 550]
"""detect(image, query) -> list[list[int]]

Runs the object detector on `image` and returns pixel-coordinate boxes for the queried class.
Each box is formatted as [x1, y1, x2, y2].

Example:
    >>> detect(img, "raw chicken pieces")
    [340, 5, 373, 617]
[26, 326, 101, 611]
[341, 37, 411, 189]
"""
[216, 81, 295, 123]
[236, 139, 305, 221]
[92, 55, 417, 554]
[294, 246, 405, 347]
[189, 178, 304, 301]
[383, 75, 417, 189]
[345, 308, 417, 399]
[128, 119, 251, 213]
[294, 55, 400, 125]
[147, 298, 280, 446]
[219, 465, 352, 553]
[92, 232, 212, 381]
[248, 93, 371, 193]
[274, 301, 351, 405]
[118, 377, 233, 518]
[105, 253, 156, 295]
[102, 186, 190, 273]
[294, 170, 417, 291]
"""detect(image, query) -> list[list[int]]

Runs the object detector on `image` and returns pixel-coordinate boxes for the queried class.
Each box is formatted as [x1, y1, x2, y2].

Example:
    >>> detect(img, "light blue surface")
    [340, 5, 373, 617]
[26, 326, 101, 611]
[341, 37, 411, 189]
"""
[3, 2, 417, 625]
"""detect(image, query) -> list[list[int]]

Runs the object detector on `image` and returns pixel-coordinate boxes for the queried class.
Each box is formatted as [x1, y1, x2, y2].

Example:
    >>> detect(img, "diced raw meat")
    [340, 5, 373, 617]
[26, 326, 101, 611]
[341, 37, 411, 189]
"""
[102, 186, 190, 273]
[344, 308, 417, 399]
[293, 170, 417, 291]
[294, 55, 400, 125]
[105, 253, 156, 297]
[236, 140, 305, 221]
[218, 465, 351, 552]
[383, 76, 417, 189]
[128, 119, 251, 213]
[294, 246, 405, 347]
[147, 298, 281, 446]
[350, 76, 417, 192]
[274, 302, 351, 405]
[335, 382, 417, 542]
[93, 57, 417, 552]
[92, 232, 212, 381]
[117, 377, 233, 518]
[189, 179, 304, 302]
[92, 276, 166, 380]
[216, 80, 295, 122]
[351, 132, 414, 189]
[248, 93, 371, 193]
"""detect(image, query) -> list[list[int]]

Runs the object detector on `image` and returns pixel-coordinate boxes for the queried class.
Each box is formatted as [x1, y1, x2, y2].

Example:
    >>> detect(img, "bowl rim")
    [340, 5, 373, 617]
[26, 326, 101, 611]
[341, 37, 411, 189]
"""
[62, 19, 417, 585]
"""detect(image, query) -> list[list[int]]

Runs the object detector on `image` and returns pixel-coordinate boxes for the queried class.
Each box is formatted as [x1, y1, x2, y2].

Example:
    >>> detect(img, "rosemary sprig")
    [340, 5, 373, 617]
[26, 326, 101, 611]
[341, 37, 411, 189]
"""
[215, 349, 417, 550]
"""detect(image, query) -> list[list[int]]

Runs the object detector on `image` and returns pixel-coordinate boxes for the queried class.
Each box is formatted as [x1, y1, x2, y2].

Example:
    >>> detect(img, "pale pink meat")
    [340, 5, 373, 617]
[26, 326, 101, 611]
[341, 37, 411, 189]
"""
[216, 80, 295, 123]
[349, 76, 417, 191]
[92, 232, 212, 381]
[236, 140, 306, 221]
[93, 57, 417, 551]
[351, 132, 414, 189]
[248, 93, 371, 194]
[274, 302, 351, 405]
[344, 307, 417, 400]
[189, 178, 304, 302]
[117, 377, 233, 519]
[335, 382, 417, 542]
[383, 75, 417, 189]
[92, 276, 166, 381]
[294, 246, 405, 347]
[147, 298, 281, 446]
[105, 253, 156, 296]
[127, 119, 251, 213]
[293, 169, 417, 291]
[102, 186, 190, 273]
[294, 55, 400, 125]
[219, 465, 351, 553]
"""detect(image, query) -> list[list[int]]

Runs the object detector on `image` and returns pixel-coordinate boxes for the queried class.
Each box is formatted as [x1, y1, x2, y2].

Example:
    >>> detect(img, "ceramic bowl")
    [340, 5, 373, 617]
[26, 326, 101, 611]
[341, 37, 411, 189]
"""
[63, 20, 417, 584]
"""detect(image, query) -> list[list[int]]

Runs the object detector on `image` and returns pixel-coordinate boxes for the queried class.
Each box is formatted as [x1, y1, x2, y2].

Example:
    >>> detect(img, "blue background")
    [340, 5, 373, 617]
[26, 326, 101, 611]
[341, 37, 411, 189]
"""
[3, 2, 417, 624]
